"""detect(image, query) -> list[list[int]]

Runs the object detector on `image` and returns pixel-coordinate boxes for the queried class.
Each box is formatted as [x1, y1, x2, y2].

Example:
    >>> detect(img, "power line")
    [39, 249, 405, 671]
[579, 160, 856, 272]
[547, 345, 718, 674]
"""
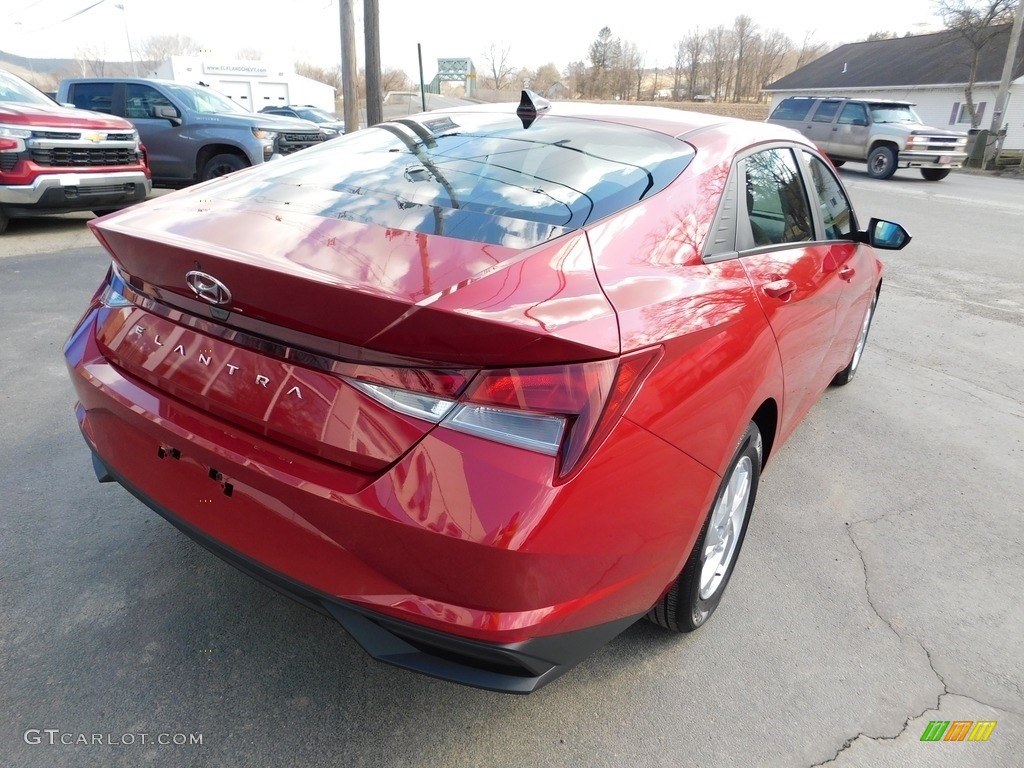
[18, 0, 110, 33]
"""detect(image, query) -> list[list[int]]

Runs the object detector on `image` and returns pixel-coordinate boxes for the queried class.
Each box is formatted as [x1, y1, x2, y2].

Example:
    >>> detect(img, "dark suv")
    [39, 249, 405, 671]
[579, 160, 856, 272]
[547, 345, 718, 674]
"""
[57, 79, 325, 187]
[260, 105, 345, 138]
[768, 96, 968, 180]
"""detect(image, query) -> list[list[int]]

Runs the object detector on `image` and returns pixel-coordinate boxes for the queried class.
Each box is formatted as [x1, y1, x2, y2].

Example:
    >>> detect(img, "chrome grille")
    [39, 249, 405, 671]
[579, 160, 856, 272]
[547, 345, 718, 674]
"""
[30, 147, 139, 167]
[32, 130, 82, 140]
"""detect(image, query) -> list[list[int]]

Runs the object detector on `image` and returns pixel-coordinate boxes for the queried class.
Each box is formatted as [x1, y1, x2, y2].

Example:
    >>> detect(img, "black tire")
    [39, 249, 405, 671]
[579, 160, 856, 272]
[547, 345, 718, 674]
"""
[832, 289, 878, 386]
[829, 158, 846, 168]
[0, 207, 8, 235]
[200, 153, 248, 182]
[647, 422, 762, 633]
[866, 146, 897, 179]
[91, 209, 119, 218]
[920, 168, 950, 181]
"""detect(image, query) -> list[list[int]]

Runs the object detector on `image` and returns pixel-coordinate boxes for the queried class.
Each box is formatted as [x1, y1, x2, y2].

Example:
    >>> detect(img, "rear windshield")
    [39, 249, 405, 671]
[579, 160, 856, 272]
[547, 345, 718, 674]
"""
[245, 111, 694, 247]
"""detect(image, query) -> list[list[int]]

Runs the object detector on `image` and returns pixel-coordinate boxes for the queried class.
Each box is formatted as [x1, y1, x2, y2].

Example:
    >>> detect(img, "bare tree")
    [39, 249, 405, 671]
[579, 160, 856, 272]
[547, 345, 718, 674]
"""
[236, 48, 264, 61]
[531, 63, 562, 95]
[482, 43, 515, 90]
[707, 25, 736, 101]
[684, 29, 707, 99]
[672, 40, 686, 99]
[381, 67, 411, 93]
[139, 34, 199, 63]
[795, 32, 828, 69]
[937, 0, 1016, 127]
[587, 26, 621, 98]
[732, 15, 758, 101]
[563, 60, 587, 98]
[753, 30, 791, 100]
[295, 62, 342, 91]
[75, 45, 107, 77]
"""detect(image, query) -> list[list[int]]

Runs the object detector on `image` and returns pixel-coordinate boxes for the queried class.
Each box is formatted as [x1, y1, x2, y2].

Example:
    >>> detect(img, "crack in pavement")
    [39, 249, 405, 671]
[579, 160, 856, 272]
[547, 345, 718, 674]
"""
[844, 522, 901, 639]
[808, 525, 1023, 766]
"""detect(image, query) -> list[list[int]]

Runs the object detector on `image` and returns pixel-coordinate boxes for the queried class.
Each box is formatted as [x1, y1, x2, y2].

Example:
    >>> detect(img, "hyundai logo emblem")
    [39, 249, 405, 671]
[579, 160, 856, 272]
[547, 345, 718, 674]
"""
[185, 271, 232, 306]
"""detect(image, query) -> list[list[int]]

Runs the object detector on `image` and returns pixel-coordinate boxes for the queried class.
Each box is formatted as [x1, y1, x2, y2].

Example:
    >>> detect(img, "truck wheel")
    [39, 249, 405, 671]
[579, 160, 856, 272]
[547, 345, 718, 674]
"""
[200, 153, 248, 182]
[0, 207, 8, 235]
[920, 168, 950, 181]
[829, 158, 846, 167]
[866, 146, 897, 179]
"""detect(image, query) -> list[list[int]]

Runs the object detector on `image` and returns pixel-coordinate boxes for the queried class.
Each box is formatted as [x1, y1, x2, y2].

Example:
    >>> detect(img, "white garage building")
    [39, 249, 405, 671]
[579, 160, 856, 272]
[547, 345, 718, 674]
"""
[764, 23, 1024, 152]
[150, 56, 336, 114]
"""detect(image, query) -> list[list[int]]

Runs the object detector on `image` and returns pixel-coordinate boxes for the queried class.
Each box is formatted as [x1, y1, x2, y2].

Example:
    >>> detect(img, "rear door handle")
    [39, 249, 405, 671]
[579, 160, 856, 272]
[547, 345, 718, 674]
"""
[762, 279, 797, 300]
[839, 266, 856, 281]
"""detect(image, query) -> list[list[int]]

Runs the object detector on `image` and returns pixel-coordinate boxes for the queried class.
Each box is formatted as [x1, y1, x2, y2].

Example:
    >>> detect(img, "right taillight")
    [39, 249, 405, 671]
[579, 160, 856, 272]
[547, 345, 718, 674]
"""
[344, 348, 661, 477]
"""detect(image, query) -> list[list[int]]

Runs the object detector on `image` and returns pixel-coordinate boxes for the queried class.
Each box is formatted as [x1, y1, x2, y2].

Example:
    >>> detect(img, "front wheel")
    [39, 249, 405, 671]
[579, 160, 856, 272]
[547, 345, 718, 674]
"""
[867, 146, 897, 179]
[920, 168, 950, 181]
[647, 422, 762, 633]
[200, 153, 248, 182]
[832, 290, 878, 386]
[829, 158, 846, 168]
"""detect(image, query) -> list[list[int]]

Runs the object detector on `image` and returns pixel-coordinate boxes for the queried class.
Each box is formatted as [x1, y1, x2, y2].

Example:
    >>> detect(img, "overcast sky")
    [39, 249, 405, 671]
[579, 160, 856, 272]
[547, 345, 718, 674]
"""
[6, 0, 946, 78]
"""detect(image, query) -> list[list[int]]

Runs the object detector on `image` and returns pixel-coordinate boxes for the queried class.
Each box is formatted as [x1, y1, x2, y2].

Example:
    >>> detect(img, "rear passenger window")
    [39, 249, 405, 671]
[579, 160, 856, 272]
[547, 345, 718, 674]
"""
[837, 103, 868, 125]
[811, 100, 842, 123]
[743, 148, 813, 248]
[68, 83, 114, 114]
[769, 98, 814, 121]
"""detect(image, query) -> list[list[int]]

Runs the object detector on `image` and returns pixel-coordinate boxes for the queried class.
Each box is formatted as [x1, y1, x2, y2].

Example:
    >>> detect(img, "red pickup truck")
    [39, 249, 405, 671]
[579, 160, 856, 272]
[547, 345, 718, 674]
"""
[1, 68, 150, 234]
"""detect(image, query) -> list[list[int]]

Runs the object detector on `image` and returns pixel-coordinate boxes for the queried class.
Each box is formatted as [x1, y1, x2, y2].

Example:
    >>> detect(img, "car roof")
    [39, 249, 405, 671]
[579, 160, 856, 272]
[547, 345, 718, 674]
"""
[782, 95, 916, 106]
[423, 100, 812, 147]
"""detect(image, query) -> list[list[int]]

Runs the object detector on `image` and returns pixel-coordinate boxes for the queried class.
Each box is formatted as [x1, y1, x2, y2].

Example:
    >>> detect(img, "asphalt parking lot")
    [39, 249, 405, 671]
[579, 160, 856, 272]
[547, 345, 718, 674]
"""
[1, 167, 1022, 767]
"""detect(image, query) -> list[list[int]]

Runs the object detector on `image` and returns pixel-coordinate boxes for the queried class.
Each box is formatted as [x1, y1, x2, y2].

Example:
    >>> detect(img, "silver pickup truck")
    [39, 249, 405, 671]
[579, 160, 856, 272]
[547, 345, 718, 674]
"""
[768, 96, 969, 181]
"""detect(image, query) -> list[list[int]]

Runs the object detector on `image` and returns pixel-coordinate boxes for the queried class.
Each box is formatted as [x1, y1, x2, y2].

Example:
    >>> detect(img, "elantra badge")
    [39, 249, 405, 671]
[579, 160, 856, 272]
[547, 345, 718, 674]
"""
[185, 271, 232, 306]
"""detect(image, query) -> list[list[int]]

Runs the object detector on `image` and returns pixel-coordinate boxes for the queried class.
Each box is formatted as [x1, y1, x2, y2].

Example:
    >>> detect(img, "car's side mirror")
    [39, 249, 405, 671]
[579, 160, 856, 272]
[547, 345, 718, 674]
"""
[153, 105, 181, 124]
[865, 218, 911, 250]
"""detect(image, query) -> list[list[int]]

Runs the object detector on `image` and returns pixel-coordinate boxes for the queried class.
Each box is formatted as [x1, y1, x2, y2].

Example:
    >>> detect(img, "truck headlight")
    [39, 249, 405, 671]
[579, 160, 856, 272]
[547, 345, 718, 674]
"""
[251, 128, 278, 143]
[0, 123, 31, 153]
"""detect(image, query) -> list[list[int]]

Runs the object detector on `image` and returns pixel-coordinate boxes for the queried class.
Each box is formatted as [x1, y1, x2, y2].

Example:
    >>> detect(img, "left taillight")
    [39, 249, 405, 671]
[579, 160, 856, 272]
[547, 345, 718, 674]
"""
[344, 348, 661, 477]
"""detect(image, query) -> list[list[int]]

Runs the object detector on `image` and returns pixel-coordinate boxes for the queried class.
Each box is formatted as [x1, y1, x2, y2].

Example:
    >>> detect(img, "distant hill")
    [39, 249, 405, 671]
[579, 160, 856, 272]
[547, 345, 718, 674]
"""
[0, 50, 140, 90]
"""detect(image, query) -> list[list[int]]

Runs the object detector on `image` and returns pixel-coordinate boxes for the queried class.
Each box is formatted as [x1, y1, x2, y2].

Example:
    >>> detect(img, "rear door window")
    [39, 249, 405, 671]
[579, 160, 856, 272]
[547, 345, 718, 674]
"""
[837, 103, 868, 125]
[67, 82, 115, 114]
[810, 100, 843, 123]
[742, 147, 813, 248]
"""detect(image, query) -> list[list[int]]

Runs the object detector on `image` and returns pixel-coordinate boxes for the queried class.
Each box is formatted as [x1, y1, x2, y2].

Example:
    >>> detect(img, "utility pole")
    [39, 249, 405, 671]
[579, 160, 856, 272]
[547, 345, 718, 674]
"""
[986, 0, 1024, 166]
[339, 0, 359, 131]
[363, 0, 382, 126]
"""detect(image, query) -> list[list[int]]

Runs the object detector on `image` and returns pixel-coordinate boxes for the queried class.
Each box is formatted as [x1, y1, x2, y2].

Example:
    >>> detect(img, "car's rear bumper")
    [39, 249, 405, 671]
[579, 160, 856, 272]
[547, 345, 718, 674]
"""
[65, 302, 717, 691]
[0, 169, 150, 210]
[87, 446, 639, 693]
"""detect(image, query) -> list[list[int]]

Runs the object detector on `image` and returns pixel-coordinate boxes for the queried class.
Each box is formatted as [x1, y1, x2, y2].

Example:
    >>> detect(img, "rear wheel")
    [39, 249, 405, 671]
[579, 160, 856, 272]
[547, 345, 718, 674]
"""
[867, 146, 897, 179]
[832, 290, 878, 386]
[920, 168, 950, 181]
[829, 158, 846, 167]
[92, 209, 119, 218]
[200, 153, 248, 182]
[647, 422, 761, 632]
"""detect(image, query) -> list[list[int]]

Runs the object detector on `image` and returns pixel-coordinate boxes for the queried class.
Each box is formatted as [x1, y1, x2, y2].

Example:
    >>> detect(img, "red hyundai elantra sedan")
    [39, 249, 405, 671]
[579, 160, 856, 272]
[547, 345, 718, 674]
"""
[65, 94, 909, 693]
